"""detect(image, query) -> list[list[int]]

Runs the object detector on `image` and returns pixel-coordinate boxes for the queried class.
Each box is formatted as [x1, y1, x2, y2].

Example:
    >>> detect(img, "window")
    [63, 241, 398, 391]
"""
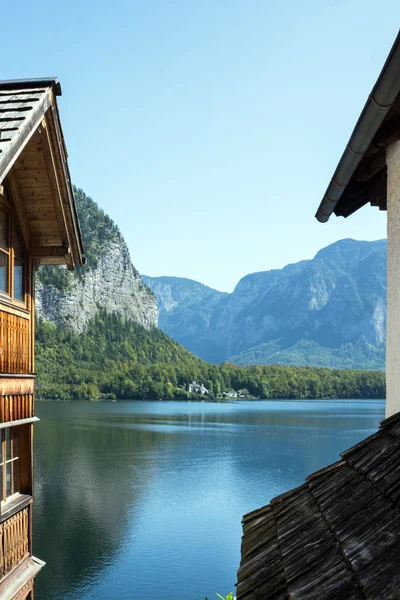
[0, 204, 25, 303]
[13, 226, 25, 302]
[0, 428, 20, 502]
[0, 211, 9, 294]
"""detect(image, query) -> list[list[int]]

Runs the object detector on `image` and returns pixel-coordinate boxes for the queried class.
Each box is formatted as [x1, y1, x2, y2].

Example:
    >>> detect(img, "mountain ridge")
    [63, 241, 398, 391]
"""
[144, 238, 387, 369]
[34, 187, 386, 400]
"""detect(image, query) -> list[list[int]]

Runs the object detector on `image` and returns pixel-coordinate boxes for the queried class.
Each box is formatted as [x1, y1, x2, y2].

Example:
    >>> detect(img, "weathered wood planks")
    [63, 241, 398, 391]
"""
[237, 412, 400, 600]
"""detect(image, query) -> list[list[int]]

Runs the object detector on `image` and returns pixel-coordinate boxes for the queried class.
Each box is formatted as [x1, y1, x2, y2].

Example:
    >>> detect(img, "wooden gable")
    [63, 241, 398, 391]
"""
[0, 79, 83, 269]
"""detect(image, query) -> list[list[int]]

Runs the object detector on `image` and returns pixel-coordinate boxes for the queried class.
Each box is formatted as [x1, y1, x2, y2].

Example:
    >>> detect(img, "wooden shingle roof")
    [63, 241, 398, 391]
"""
[0, 79, 84, 268]
[237, 411, 400, 600]
[0, 79, 60, 183]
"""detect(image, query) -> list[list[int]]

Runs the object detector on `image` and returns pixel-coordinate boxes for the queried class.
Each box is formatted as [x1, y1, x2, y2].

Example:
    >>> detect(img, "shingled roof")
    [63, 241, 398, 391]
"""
[0, 78, 83, 268]
[0, 79, 60, 181]
[236, 411, 400, 600]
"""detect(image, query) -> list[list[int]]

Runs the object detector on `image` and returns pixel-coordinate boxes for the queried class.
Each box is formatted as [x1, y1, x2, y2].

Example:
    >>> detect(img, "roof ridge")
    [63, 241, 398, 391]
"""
[0, 79, 61, 96]
[270, 482, 307, 506]
[341, 428, 382, 461]
[344, 439, 400, 511]
[379, 409, 400, 429]
[306, 459, 345, 482]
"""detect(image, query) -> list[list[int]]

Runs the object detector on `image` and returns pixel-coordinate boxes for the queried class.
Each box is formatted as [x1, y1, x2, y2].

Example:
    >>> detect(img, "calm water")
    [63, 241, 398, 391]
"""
[32, 399, 385, 600]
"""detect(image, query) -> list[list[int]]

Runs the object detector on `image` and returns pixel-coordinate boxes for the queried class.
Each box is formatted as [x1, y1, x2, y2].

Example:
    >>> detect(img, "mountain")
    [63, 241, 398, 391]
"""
[34, 187, 385, 400]
[35, 187, 158, 331]
[34, 187, 204, 399]
[144, 239, 387, 369]
[141, 276, 227, 358]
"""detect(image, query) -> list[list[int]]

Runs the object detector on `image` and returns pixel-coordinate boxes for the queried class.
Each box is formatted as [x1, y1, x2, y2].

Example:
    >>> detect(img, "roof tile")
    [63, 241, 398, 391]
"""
[237, 411, 400, 599]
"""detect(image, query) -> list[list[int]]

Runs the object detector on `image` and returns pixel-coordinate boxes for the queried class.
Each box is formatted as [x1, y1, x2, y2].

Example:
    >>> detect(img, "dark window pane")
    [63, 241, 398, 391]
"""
[5, 428, 10, 461]
[6, 462, 11, 497]
[12, 431, 19, 459]
[13, 223, 24, 261]
[14, 259, 24, 301]
[0, 211, 8, 251]
[0, 252, 8, 293]
[13, 460, 19, 495]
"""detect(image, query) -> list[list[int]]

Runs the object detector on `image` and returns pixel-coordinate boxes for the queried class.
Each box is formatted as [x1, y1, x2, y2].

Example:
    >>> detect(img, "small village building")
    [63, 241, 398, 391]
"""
[188, 380, 209, 395]
[237, 32, 400, 599]
[0, 79, 83, 600]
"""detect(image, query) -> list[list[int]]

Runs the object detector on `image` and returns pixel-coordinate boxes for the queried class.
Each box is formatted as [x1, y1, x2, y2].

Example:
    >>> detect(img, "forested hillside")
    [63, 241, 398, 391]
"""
[36, 312, 385, 400]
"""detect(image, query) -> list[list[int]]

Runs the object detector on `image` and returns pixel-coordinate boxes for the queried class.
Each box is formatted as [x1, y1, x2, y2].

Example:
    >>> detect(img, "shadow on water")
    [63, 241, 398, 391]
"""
[33, 403, 175, 600]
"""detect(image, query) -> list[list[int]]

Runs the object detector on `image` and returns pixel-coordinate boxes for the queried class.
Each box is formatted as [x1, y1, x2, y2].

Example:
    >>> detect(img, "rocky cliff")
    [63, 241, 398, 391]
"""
[144, 239, 387, 369]
[35, 187, 157, 332]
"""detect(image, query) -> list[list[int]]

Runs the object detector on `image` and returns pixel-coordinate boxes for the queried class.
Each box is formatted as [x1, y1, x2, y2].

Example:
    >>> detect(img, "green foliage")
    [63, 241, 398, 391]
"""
[36, 186, 127, 291]
[36, 264, 71, 293]
[35, 312, 386, 401]
[228, 339, 386, 371]
[73, 186, 123, 271]
[197, 594, 235, 600]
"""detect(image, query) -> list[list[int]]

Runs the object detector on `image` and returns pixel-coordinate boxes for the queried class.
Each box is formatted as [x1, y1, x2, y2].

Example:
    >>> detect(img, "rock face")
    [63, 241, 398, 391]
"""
[144, 239, 387, 369]
[35, 188, 158, 332]
[141, 276, 226, 357]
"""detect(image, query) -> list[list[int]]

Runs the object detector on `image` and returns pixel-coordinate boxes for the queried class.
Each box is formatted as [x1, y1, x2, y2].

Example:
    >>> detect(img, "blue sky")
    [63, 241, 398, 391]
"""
[3, 2, 398, 291]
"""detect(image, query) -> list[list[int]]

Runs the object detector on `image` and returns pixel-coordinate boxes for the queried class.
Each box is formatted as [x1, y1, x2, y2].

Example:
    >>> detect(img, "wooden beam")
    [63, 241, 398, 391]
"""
[353, 147, 386, 183]
[29, 246, 70, 258]
[36, 257, 69, 266]
[6, 174, 31, 249]
[39, 117, 71, 251]
[0, 377, 34, 396]
[48, 105, 83, 267]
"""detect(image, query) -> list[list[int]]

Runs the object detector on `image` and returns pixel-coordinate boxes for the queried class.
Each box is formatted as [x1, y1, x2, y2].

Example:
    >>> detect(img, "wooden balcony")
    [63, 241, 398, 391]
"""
[0, 312, 30, 375]
[0, 394, 34, 423]
[0, 507, 29, 579]
[0, 394, 33, 423]
[0, 377, 34, 424]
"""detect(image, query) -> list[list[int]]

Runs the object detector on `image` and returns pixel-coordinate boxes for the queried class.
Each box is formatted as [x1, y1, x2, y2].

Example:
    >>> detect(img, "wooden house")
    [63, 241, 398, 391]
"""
[236, 32, 400, 599]
[0, 79, 83, 600]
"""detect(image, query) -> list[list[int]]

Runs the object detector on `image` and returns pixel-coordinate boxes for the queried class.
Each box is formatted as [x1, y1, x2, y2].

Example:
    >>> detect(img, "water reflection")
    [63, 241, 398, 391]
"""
[33, 400, 384, 600]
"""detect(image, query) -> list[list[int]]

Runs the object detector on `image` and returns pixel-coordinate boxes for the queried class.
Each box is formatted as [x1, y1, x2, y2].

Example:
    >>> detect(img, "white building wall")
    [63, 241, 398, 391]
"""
[386, 139, 400, 417]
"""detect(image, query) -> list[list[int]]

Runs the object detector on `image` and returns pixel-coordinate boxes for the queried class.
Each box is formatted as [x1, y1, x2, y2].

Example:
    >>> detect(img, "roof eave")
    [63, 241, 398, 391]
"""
[0, 78, 61, 96]
[315, 30, 400, 223]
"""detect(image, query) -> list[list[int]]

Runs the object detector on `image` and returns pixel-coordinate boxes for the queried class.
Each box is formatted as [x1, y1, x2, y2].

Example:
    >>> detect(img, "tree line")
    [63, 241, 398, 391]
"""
[35, 311, 386, 401]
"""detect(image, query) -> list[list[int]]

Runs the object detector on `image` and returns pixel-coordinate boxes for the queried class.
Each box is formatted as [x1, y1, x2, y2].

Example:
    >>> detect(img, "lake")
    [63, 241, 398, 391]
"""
[32, 399, 385, 600]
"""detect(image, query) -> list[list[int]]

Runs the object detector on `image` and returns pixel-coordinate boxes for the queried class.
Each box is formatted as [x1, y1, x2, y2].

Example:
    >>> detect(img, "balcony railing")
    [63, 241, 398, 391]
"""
[0, 311, 30, 374]
[0, 394, 34, 422]
[0, 506, 29, 578]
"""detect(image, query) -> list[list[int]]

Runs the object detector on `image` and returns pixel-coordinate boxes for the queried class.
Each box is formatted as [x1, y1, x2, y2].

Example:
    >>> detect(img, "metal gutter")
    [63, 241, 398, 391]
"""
[316, 30, 400, 223]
